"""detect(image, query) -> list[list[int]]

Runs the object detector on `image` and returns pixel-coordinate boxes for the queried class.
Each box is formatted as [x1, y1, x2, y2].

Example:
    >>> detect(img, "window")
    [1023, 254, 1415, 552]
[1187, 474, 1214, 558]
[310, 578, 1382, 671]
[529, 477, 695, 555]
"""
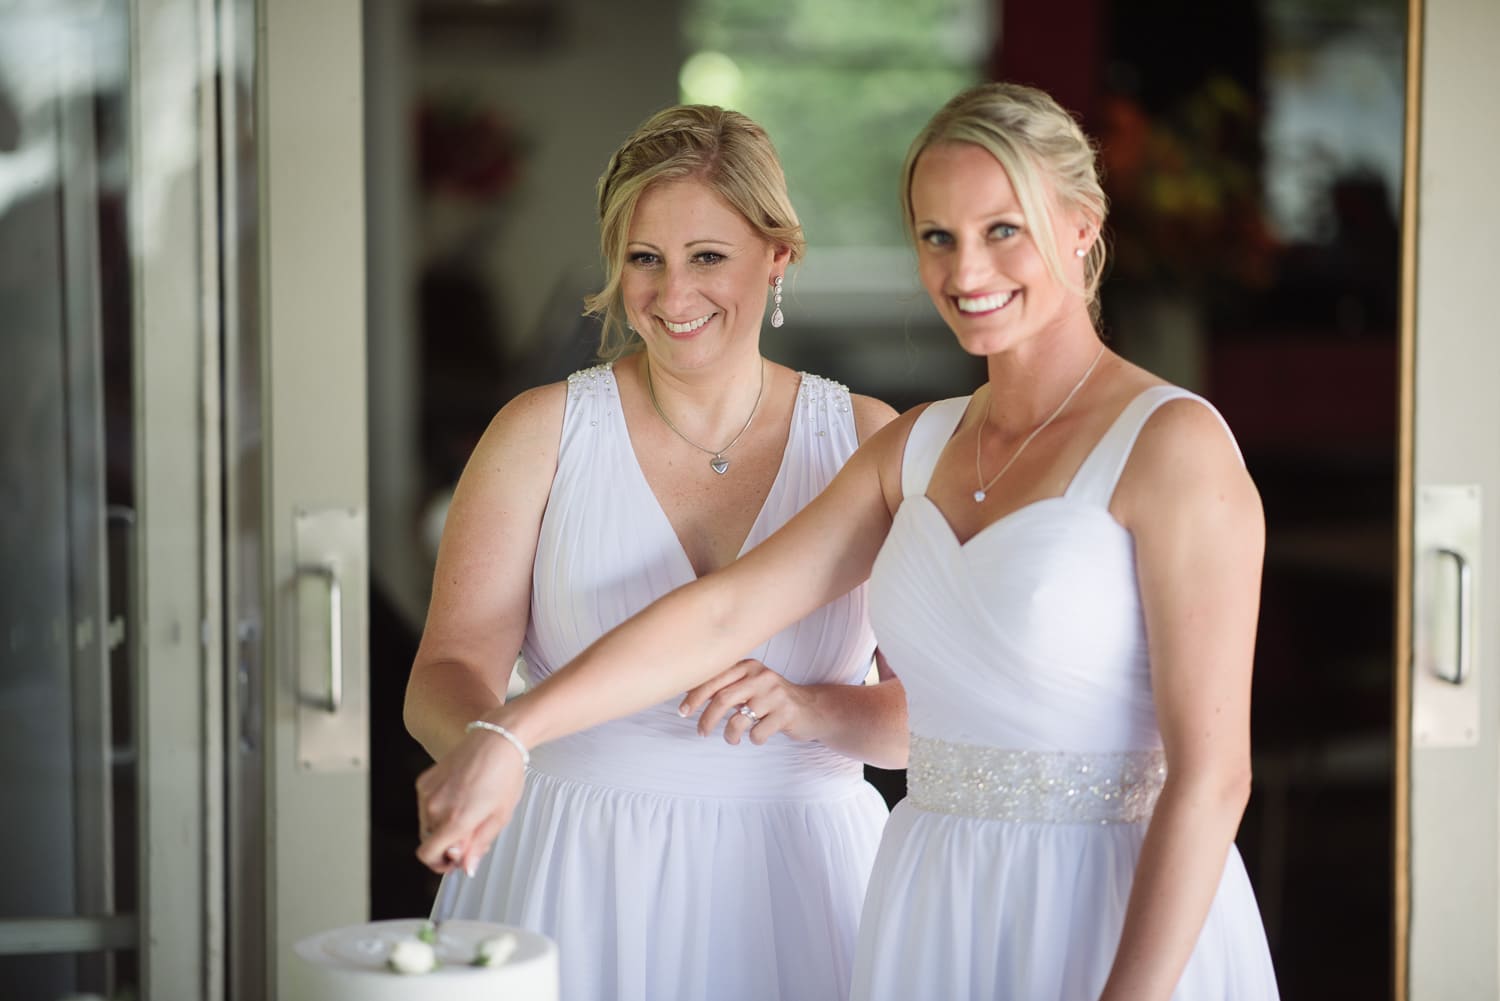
[681, 0, 985, 249]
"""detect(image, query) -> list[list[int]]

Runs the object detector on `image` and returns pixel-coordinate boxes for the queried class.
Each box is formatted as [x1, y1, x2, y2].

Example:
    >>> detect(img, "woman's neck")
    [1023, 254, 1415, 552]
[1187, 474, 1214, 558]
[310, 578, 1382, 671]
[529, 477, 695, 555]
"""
[980, 320, 1105, 433]
[632, 348, 769, 444]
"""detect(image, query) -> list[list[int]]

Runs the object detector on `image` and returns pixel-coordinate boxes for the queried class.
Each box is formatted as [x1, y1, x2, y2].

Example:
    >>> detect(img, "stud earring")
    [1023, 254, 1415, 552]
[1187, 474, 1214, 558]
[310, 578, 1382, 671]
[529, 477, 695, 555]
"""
[1075, 247, 1087, 258]
[770, 275, 785, 328]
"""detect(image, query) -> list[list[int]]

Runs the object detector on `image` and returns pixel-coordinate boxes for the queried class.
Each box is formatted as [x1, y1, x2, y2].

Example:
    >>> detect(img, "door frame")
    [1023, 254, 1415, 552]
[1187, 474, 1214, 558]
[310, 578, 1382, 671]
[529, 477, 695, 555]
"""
[1393, 0, 1418, 991]
[256, 3, 371, 998]
[132, 0, 223, 997]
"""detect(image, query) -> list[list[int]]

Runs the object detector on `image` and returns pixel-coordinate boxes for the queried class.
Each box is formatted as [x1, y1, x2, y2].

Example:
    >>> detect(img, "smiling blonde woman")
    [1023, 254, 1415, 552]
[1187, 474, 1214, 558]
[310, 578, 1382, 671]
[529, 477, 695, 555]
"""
[402, 104, 904, 1001]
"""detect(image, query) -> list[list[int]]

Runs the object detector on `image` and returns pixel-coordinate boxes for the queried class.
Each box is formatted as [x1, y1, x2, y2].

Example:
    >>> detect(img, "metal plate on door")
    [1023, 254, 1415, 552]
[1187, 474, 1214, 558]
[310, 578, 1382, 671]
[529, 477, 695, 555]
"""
[293, 507, 368, 772]
[1412, 485, 1481, 748]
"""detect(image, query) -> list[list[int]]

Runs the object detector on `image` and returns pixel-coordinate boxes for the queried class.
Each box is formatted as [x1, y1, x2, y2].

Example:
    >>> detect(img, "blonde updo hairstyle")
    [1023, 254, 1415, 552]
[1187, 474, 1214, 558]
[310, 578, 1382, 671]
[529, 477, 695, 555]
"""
[584, 105, 806, 360]
[900, 82, 1109, 326]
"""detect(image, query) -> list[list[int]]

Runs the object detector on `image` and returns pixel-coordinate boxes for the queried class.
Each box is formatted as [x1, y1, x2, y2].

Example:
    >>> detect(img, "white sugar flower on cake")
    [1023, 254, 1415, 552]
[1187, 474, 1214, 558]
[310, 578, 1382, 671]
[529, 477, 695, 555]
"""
[386, 936, 438, 975]
[383, 921, 520, 974]
[474, 932, 519, 967]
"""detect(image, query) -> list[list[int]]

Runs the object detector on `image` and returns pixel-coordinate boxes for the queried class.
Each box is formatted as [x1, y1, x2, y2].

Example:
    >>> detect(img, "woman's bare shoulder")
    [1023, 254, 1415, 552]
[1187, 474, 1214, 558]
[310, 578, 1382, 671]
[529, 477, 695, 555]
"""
[477, 380, 568, 453]
[850, 391, 900, 443]
[449, 379, 571, 502]
[1115, 391, 1260, 531]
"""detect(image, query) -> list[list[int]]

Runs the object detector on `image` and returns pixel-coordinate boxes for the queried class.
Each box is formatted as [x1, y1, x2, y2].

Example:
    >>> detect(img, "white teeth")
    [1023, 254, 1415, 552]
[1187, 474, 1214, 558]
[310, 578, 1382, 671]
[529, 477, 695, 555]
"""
[662, 313, 713, 334]
[956, 291, 1016, 314]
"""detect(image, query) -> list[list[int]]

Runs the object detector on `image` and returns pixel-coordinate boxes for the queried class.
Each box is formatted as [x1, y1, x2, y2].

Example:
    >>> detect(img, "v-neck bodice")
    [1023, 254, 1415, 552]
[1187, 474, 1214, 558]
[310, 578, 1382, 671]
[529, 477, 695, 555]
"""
[523, 364, 876, 742]
[616, 366, 798, 579]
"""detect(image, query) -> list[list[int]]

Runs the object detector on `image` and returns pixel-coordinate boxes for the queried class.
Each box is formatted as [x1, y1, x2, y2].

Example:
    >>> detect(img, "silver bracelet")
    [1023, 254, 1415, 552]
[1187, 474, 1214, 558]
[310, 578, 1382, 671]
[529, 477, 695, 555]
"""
[465, 720, 531, 766]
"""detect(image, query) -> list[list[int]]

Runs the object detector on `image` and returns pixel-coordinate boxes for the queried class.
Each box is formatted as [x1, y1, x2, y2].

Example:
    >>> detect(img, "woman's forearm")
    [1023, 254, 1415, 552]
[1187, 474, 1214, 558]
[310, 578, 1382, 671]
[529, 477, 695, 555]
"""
[487, 571, 785, 752]
[404, 657, 510, 760]
[803, 678, 909, 768]
[477, 447, 892, 760]
[1097, 766, 1252, 1001]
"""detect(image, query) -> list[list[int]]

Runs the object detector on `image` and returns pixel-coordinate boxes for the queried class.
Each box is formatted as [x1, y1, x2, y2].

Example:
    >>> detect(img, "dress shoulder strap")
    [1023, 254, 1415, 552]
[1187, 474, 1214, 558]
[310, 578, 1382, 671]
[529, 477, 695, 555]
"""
[900, 396, 970, 499]
[794, 371, 859, 459]
[555, 363, 620, 453]
[563, 363, 618, 420]
[565, 363, 616, 402]
[1065, 384, 1243, 507]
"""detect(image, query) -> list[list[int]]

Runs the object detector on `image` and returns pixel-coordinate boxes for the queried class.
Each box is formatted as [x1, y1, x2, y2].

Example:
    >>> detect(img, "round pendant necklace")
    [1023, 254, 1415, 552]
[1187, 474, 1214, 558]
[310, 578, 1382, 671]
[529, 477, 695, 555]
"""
[973, 343, 1106, 503]
[645, 356, 765, 475]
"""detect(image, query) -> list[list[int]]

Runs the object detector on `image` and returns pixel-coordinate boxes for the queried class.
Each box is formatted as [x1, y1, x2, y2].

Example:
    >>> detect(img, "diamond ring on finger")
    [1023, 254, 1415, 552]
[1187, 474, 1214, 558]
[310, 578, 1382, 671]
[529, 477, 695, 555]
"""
[736, 705, 761, 725]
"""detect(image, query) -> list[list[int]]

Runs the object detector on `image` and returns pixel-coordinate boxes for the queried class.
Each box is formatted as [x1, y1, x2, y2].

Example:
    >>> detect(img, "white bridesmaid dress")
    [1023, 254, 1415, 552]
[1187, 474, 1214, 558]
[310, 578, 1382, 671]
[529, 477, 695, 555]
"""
[854, 385, 1280, 1000]
[439, 364, 889, 1001]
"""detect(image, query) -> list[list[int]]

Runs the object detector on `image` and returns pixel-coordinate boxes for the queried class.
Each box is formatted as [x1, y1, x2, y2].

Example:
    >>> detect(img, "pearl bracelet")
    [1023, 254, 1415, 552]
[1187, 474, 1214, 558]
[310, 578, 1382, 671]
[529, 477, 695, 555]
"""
[465, 720, 531, 766]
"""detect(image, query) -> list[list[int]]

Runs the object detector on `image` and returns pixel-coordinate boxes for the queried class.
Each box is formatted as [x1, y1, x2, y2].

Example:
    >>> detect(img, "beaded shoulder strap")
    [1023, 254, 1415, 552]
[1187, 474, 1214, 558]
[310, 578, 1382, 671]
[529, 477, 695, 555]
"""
[565, 363, 615, 396]
[794, 371, 856, 450]
[562, 363, 618, 422]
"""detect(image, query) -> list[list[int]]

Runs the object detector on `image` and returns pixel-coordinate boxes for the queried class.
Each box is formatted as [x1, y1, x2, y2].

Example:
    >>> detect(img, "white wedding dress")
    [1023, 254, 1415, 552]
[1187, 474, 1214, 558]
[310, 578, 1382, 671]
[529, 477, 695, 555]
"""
[438, 364, 889, 1001]
[854, 385, 1280, 1000]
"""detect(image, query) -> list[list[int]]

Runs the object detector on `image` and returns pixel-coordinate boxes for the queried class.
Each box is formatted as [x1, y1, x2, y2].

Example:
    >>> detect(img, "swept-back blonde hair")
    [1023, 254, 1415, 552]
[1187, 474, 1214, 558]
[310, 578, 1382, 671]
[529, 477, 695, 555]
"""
[901, 82, 1109, 325]
[583, 105, 806, 360]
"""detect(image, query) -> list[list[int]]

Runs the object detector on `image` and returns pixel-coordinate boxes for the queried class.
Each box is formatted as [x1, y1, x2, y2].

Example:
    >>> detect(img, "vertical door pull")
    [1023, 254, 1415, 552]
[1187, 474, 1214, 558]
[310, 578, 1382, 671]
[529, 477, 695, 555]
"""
[1434, 547, 1471, 685]
[296, 562, 343, 712]
[292, 507, 365, 769]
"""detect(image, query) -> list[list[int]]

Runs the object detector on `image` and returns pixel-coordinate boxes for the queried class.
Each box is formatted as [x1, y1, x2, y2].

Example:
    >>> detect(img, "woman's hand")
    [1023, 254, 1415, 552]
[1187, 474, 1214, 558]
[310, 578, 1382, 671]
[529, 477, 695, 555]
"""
[680, 659, 820, 745]
[414, 726, 528, 876]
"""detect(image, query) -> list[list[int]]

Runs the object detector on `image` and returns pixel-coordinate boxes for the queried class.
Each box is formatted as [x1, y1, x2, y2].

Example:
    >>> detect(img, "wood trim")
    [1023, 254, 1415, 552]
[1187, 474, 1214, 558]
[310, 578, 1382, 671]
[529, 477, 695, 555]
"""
[1393, 0, 1423, 995]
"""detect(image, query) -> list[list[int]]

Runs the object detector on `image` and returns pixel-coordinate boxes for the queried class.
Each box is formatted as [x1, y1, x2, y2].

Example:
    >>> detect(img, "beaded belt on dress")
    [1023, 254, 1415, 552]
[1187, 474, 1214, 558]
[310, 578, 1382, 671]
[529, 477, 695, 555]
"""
[907, 734, 1166, 824]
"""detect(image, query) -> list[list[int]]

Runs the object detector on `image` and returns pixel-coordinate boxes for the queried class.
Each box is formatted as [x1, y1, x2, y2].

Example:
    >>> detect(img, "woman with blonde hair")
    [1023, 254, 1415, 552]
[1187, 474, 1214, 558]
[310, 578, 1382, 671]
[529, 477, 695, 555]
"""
[403, 104, 903, 1001]
[419, 82, 1280, 1000]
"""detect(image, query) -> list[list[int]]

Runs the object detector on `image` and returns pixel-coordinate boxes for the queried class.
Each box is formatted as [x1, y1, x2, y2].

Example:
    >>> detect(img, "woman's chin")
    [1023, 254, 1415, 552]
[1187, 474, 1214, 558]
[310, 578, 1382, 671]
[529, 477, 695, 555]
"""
[948, 324, 1015, 359]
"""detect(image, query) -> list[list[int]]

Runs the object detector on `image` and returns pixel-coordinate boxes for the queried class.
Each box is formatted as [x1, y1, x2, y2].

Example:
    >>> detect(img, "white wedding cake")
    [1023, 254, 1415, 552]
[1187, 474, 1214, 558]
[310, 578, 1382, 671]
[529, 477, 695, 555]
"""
[289, 918, 558, 1001]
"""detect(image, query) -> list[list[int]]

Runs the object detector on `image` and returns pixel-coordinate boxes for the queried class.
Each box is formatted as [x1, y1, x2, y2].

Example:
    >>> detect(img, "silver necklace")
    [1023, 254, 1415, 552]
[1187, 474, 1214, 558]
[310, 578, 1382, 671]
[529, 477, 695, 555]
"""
[645, 357, 765, 475]
[973, 343, 1106, 503]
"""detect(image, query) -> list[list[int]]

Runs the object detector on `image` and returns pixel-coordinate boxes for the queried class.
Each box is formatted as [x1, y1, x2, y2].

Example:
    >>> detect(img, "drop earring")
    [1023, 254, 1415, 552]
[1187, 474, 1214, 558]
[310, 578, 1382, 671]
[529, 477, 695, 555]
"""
[770, 275, 785, 328]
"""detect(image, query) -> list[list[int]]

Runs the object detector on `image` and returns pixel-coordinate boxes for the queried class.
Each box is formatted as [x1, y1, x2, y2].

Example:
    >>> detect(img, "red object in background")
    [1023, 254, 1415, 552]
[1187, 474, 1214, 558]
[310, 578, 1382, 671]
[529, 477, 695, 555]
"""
[417, 100, 523, 200]
[992, 0, 1104, 127]
[1209, 337, 1396, 454]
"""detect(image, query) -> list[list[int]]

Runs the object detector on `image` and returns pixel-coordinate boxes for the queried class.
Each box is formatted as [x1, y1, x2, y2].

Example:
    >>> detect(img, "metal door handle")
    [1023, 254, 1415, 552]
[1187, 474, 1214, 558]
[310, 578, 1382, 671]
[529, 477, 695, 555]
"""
[296, 562, 343, 712]
[1435, 547, 1471, 685]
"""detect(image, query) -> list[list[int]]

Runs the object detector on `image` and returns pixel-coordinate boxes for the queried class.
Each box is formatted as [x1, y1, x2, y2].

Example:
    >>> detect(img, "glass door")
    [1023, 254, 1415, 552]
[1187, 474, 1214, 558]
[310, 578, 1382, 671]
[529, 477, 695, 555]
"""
[0, 1, 370, 998]
[0, 3, 140, 997]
